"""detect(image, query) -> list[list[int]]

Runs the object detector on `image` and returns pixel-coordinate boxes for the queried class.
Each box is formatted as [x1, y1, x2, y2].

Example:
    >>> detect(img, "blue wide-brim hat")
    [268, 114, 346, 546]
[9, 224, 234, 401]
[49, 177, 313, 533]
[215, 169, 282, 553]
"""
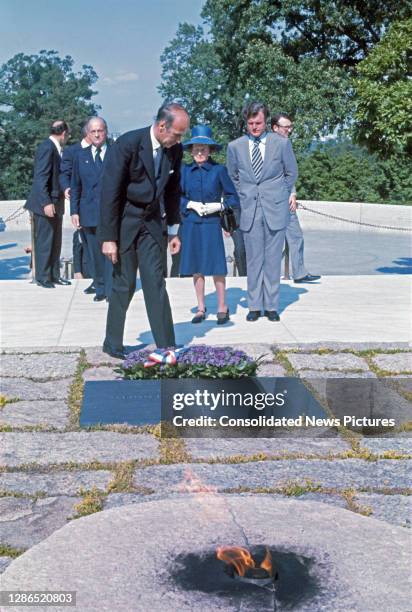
[182, 125, 222, 150]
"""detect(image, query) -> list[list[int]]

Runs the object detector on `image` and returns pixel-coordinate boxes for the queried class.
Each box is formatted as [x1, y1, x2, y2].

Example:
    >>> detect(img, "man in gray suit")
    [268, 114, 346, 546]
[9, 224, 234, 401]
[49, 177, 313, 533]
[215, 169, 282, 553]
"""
[271, 113, 320, 283]
[227, 101, 298, 321]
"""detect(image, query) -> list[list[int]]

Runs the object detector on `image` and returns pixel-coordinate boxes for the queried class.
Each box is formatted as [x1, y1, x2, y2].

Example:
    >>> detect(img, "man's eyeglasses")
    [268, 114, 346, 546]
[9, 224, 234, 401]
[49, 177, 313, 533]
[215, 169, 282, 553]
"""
[276, 124, 293, 131]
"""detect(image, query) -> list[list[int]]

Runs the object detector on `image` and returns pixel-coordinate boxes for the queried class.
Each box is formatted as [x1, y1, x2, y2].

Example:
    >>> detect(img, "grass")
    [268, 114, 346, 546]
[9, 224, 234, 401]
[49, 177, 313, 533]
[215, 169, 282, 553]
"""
[67, 350, 91, 429]
[0, 544, 27, 558]
[72, 487, 106, 518]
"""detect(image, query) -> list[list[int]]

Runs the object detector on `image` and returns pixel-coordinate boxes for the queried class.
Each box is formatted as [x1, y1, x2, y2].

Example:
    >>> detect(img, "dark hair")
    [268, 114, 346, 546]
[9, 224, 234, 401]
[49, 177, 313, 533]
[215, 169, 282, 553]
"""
[50, 120, 69, 135]
[271, 113, 293, 129]
[156, 102, 188, 128]
[243, 101, 269, 122]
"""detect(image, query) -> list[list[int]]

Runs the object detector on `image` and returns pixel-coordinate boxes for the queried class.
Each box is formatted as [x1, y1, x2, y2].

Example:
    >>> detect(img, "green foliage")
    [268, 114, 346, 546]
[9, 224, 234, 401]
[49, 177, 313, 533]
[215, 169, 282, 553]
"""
[297, 142, 412, 204]
[0, 50, 100, 199]
[354, 19, 412, 156]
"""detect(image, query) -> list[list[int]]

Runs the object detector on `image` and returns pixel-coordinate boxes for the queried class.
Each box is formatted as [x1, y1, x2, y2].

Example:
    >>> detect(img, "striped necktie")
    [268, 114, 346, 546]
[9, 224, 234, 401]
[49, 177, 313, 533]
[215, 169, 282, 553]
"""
[251, 137, 263, 182]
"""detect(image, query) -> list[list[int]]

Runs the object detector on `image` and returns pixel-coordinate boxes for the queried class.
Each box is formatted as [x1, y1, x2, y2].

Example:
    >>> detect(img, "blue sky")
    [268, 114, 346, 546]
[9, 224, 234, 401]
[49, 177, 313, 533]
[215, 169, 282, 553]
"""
[0, 0, 204, 134]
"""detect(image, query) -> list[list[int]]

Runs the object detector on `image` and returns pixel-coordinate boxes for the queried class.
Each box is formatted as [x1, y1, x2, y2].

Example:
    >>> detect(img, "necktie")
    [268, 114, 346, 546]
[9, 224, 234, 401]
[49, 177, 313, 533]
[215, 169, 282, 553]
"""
[95, 147, 103, 169]
[251, 137, 263, 182]
[154, 147, 163, 178]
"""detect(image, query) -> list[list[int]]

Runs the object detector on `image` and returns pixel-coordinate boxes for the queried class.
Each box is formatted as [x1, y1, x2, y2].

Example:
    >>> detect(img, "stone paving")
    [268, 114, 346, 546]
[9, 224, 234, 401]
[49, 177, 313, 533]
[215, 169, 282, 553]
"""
[0, 343, 411, 573]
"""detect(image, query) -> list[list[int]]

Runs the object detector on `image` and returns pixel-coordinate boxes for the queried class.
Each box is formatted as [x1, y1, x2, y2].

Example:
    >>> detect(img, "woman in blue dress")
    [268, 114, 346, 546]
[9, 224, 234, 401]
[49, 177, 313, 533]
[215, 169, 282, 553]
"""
[180, 125, 239, 324]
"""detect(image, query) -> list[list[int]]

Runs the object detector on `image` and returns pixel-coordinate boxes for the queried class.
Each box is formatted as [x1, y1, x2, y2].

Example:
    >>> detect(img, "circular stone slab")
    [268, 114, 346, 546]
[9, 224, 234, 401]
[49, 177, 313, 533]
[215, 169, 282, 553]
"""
[1, 496, 410, 611]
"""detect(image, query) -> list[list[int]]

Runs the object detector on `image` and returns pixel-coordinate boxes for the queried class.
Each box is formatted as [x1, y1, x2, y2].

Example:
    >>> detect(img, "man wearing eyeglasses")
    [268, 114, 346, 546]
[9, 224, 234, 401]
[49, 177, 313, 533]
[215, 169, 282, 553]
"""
[271, 113, 321, 283]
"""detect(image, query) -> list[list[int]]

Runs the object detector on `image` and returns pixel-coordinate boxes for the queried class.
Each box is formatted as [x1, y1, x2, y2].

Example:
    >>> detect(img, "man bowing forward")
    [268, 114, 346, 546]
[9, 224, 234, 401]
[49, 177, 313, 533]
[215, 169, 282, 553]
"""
[98, 103, 189, 358]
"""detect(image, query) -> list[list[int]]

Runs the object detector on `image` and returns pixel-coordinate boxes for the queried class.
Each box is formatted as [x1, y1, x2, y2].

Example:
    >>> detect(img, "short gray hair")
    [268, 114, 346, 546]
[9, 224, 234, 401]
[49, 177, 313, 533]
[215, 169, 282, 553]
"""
[155, 102, 188, 129]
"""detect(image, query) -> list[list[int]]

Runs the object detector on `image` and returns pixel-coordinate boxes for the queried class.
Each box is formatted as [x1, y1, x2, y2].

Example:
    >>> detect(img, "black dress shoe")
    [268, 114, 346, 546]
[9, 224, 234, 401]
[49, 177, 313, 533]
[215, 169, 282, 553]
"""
[192, 309, 206, 324]
[102, 343, 126, 360]
[84, 284, 96, 294]
[246, 310, 261, 322]
[294, 274, 321, 283]
[264, 310, 280, 322]
[36, 280, 55, 288]
[93, 294, 106, 302]
[52, 278, 72, 286]
[217, 308, 230, 325]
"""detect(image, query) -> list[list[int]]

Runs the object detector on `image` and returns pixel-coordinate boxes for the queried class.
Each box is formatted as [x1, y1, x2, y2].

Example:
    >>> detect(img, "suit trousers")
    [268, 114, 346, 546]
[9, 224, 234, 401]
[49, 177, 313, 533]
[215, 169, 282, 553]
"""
[83, 227, 112, 298]
[243, 203, 285, 312]
[33, 213, 63, 282]
[104, 219, 175, 350]
[285, 212, 307, 280]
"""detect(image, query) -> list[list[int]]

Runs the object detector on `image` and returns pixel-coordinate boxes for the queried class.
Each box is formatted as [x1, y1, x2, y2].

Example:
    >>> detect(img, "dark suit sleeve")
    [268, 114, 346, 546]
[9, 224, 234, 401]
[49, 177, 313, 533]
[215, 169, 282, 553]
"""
[281, 139, 298, 194]
[70, 155, 81, 216]
[59, 148, 73, 192]
[219, 165, 240, 208]
[98, 135, 133, 242]
[33, 142, 54, 207]
[163, 145, 183, 226]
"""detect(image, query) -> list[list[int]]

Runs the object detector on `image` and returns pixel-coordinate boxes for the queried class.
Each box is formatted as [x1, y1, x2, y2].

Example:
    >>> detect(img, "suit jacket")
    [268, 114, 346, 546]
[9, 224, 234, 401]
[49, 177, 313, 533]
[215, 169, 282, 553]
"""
[24, 138, 64, 216]
[226, 132, 298, 232]
[70, 145, 108, 228]
[98, 127, 183, 249]
[59, 141, 83, 192]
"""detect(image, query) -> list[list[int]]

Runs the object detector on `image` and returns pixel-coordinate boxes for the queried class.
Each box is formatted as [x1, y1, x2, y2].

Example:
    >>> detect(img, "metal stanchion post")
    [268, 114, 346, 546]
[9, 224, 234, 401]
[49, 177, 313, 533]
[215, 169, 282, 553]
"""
[283, 240, 290, 280]
[30, 212, 36, 282]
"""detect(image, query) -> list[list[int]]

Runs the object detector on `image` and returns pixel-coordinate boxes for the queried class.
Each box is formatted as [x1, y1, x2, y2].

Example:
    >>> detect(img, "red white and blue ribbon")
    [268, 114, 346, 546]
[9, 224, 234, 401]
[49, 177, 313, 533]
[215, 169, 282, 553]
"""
[144, 347, 188, 368]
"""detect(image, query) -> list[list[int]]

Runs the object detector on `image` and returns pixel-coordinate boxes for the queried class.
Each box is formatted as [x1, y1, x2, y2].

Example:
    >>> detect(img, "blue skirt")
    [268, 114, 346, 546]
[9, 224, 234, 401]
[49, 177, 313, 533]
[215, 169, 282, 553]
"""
[180, 220, 227, 276]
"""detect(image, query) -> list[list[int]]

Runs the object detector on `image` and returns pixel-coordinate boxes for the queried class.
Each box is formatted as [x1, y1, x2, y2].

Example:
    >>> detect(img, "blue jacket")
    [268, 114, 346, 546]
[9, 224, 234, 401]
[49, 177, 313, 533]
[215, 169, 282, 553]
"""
[180, 159, 239, 224]
[70, 145, 109, 228]
[59, 141, 82, 192]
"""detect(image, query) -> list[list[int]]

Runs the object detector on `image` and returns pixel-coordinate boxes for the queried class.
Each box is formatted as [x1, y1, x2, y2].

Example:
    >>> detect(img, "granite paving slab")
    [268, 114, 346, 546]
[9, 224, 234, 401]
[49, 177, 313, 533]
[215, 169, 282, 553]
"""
[0, 379, 71, 401]
[0, 495, 78, 549]
[354, 493, 411, 528]
[0, 556, 12, 574]
[0, 400, 70, 429]
[359, 437, 412, 453]
[1, 497, 410, 611]
[256, 362, 287, 376]
[0, 353, 78, 380]
[82, 366, 122, 381]
[287, 353, 369, 371]
[371, 352, 412, 373]
[0, 432, 158, 467]
[0, 470, 113, 496]
[133, 459, 411, 492]
[230, 343, 273, 362]
[1, 347, 81, 355]
[185, 437, 351, 459]
[300, 370, 376, 378]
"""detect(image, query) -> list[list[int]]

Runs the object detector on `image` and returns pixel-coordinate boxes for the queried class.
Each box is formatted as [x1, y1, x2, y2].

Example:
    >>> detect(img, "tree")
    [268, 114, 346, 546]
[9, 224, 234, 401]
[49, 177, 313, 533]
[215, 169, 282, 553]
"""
[0, 50, 99, 199]
[354, 19, 412, 156]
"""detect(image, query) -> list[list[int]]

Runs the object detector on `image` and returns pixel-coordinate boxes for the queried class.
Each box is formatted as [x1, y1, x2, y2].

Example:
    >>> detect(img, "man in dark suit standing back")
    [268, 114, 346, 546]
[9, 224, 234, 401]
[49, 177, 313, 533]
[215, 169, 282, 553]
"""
[98, 102, 190, 358]
[25, 120, 71, 288]
[71, 117, 111, 302]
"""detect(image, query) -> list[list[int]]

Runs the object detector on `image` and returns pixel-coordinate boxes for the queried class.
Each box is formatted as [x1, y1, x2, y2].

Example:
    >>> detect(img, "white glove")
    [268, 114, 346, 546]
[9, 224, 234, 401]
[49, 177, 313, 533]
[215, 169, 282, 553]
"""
[202, 202, 222, 215]
[187, 200, 205, 216]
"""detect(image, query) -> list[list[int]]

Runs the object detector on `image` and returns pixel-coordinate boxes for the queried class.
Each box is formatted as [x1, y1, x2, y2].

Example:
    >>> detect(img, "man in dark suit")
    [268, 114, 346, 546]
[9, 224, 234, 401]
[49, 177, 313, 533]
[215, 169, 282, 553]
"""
[98, 102, 190, 358]
[60, 121, 93, 286]
[71, 117, 111, 302]
[24, 120, 71, 288]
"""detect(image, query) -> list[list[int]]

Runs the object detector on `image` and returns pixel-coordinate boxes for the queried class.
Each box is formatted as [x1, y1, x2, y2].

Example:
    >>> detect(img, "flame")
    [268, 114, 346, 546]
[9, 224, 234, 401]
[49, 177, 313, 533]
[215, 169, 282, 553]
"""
[216, 546, 272, 578]
[260, 547, 273, 577]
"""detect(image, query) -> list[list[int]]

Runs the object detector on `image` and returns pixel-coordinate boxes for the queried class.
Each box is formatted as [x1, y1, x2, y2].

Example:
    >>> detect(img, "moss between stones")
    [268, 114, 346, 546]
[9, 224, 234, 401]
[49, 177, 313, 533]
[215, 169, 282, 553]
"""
[67, 350, 91, 429]
[0, 543, 26, 558]
[72, 487, 107, 518]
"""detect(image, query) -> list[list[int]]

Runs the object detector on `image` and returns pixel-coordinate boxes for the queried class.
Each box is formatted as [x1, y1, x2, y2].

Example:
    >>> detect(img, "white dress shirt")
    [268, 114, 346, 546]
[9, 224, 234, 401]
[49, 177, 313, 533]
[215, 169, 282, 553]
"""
[49, 135, 63, 157]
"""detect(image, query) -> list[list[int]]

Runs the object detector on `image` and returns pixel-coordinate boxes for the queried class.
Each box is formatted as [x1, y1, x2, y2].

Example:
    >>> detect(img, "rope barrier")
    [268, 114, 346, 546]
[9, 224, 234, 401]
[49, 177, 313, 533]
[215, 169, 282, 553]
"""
[298, 203, 411, 232]
[2, 206, 27, 223]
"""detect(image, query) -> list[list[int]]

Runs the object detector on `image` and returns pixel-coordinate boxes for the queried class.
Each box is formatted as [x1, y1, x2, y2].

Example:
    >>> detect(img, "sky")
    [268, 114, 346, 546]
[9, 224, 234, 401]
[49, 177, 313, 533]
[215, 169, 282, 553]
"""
[0, 0, 204, 134]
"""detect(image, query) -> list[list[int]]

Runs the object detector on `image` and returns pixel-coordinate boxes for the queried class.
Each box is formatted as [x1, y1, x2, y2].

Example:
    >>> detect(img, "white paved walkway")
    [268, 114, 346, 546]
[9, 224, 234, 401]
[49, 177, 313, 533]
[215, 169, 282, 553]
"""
[0, 276, 410, 348]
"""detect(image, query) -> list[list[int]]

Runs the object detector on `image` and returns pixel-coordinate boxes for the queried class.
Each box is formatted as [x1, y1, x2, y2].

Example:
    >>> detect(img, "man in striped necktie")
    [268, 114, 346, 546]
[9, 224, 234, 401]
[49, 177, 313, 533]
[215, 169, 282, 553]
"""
[227, 101, 298, 322]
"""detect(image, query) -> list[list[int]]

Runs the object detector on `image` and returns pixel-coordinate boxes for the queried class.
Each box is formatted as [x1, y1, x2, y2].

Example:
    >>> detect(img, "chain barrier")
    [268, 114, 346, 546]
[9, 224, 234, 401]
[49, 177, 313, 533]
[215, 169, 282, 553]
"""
[2, 206, 27, 223]
[298, 203, 411, 232]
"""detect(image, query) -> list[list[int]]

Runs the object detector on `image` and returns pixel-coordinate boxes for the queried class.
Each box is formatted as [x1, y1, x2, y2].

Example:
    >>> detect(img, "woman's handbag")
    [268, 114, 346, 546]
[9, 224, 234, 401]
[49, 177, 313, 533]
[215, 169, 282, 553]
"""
[220, 202, 239, 234]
